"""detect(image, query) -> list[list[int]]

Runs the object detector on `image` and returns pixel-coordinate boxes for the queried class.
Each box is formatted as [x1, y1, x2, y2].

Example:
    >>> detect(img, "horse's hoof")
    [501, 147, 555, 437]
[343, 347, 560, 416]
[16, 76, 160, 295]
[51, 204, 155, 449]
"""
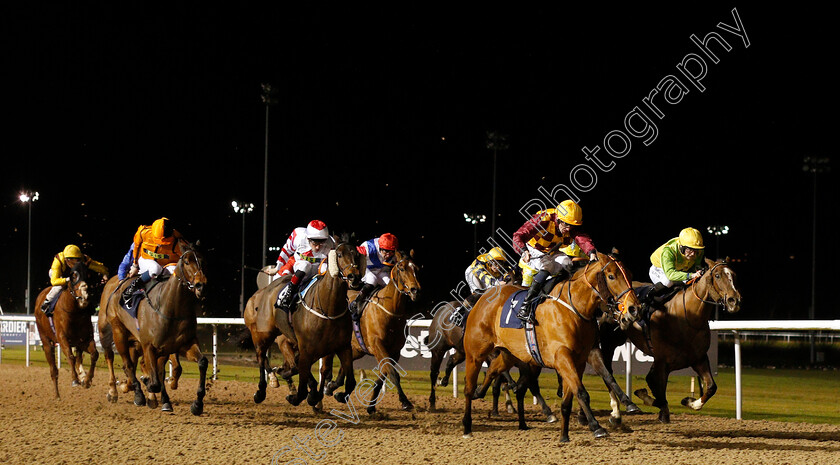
[518, 424, 530, 431]
[333, 392, 348, 404]
[506, 404, 517, 414]
[609, 416, 622, 428]
[190, 401, 204, 416]
[401, 402, 414, 412]
[489, 410, 501, 418]
[147, 398, 158, 410]
[286, 394, 303, 407]
[658, 412, 670, 424]
[593, 428, 609, 439]
[625, 403, 642, 414]
[83, 382, 92, 389]
[161, 402, 173, 412]
[546, 414, 558, 424]
[307, 391, 323, 407]
[366, 406, 376, 415]
[462, 433, 473, 439]
[681, 396, 703, 410]
[559, 436, 570, 443]
[107, 392, 118, 403]
[71, 380, 80, 387]
[634, 389, 655, 406]
[134, 392, 146, 407]
[254, 390, 266, 404]
[438, 377, 449, 387]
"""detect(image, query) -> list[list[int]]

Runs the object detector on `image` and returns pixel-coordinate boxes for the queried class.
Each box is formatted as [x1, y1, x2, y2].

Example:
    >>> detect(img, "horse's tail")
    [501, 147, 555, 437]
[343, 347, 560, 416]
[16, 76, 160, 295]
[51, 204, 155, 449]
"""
[235, 326, 256, 351]
[97, 318, 114, 351]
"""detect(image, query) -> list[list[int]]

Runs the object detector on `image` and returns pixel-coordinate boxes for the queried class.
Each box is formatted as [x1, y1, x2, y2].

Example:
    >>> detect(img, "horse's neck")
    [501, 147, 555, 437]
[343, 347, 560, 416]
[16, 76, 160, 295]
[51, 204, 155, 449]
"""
[564, 274, 600, 318]
[157, 276, 197, 315]
[673, 277, 715, 322]
[373, 280, 406, 315]
[312, 274, 347, 313]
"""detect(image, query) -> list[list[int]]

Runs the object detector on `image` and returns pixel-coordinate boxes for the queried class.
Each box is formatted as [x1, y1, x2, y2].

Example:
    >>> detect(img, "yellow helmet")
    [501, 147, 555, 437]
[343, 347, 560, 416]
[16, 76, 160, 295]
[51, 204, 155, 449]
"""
[151, 217, 171, 240]
[63, 244, 82, 259]
[677, 227, 705, 249]
[486, 247, 506, 262]
[555, 200, 583, 226]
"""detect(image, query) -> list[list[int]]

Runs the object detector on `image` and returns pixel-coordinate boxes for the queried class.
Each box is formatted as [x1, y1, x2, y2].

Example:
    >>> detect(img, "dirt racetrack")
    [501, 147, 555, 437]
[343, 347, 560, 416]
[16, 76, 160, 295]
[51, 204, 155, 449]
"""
[1, 364, 838, 465]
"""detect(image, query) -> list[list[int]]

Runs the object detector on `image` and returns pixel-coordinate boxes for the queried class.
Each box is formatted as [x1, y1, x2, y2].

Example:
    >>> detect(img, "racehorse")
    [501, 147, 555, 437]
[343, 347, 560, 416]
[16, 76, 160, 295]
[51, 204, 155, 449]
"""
[247, 242, 363, 408]
[462, 252, 640, 442]
[598, 258, 741, 423]
[425, 300, 556, 422]
[323, 250, 420, 412]
[98, 239, 208, 414]
[34, 261, 98, 398]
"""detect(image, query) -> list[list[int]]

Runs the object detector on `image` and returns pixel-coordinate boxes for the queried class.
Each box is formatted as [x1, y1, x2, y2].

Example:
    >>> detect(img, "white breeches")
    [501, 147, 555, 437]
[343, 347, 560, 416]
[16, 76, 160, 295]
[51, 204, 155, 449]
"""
[525, 244, 573, 275]
[649, 265, 679, 287]
[362, 268, 391, 287]
[138, 257, 176, 278]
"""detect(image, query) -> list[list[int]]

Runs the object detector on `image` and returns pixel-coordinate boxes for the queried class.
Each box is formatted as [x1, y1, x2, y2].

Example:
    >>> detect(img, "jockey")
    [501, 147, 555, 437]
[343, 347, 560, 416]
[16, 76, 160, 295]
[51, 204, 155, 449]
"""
[273, 220, 334, 310]
[41, 244, 109, 316]
[349, 233, 398, 321]
[464, 246, 510, 294]
[121, 217, 185, 303]
[645, 227, 706, 308]
[512, 199, 598, 324]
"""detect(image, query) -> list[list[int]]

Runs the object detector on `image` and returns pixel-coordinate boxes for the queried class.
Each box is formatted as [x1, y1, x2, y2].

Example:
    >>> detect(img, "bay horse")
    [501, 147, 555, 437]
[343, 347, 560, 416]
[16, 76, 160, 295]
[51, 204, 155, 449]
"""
[246, 242, 363, 408]
[323, 250, 420, 412]
[34, 261, 98, 398]
[598, 258, 741, 423]
[462, 253, 640, 442]
[98, 239, 208, 414]
[426, 300, 556, 422]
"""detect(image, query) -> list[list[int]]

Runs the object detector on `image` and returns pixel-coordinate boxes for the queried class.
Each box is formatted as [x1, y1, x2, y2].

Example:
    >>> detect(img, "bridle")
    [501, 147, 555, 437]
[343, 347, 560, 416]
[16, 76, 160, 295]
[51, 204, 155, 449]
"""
[389, 256, 417, 297]
[682, 261, 733, 323]
[175, 247, 204, 292]
[549, 256, 636, 323]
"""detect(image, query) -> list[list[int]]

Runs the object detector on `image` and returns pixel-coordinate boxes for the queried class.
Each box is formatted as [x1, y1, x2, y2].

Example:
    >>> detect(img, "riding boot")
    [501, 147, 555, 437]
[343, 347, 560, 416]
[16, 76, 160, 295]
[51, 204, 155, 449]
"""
[40, 299, 52, 317]
[642, 282, 668, 319]
[122, 273, 149, 305]
[276, 270, 306, 311]
[349, 283, 375, 322]
[517, 270, 549, 324]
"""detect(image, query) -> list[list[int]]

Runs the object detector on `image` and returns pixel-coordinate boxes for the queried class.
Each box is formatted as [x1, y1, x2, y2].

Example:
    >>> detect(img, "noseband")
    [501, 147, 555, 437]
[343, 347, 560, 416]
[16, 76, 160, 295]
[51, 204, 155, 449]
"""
[389, 257, 417, 297]
[176, 248, 204, 291]
[582, 257, 635, 319]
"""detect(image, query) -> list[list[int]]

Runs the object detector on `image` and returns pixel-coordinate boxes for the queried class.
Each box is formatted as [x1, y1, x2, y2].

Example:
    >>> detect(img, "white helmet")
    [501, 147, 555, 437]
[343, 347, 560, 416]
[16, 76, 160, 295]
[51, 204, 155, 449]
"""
[305, 220, 330, 240]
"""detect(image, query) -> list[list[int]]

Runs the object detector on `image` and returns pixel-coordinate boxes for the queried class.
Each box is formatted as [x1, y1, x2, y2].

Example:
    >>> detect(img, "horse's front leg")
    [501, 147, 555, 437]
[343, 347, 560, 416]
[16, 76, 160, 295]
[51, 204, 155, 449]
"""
[334, 346, 357, 405]
[636, 360, 671, 423]
[167, 354, 182, 390]
[287, 350, 313, 407]
[155, 354, 174, 412]
[254, 340, 271, 404]
[554, 347, 607, 440]
[43, 340, 60, 399]
[440, 348, 465, 387]
[141, 344, 161, 409]
[681, 355, 717, 411]
[58, 336, 81, 387]
[182, 342, 208, 416]
[84, 339, 98, 388]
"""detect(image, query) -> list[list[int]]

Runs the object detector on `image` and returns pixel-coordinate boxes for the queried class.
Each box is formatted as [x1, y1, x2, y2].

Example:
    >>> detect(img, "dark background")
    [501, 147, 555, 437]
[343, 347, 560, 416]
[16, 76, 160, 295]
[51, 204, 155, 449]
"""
[1, 4, 837, 320]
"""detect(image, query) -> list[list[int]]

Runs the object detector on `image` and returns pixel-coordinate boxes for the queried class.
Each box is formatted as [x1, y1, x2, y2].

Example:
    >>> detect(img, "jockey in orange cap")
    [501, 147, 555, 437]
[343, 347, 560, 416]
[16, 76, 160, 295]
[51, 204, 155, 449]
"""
[122, 217, 184, 303]
[349, 233, 398, 321]
[271, 220, 334, 310]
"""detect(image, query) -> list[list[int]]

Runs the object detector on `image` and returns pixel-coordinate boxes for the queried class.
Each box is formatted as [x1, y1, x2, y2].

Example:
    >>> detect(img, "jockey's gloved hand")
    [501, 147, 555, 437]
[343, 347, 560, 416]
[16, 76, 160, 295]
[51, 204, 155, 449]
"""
[589, 253, 598, 263]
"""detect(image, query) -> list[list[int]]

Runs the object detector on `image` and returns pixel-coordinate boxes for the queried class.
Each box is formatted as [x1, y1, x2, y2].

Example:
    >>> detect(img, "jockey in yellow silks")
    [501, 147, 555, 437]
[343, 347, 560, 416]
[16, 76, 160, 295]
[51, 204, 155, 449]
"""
[511, 199, 598, 324]
[643, 227, 705, 309]
[41, 244, 109, 315]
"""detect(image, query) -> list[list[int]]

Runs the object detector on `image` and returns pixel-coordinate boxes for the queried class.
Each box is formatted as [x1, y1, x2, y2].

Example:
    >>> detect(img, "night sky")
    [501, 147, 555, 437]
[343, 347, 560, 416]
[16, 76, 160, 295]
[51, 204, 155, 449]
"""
[2, 4, 837, 320]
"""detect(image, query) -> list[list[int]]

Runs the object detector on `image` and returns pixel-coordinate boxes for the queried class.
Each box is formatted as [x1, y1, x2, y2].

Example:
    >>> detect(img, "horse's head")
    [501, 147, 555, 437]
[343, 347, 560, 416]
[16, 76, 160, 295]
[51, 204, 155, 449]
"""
[589, 253, 641, 331]
[330, 242, 363, 290]
[391, 250, 421, 301]
[176, 240, 208, 300]
[702, 258, 741, 314]
[69, 261, 91, 309]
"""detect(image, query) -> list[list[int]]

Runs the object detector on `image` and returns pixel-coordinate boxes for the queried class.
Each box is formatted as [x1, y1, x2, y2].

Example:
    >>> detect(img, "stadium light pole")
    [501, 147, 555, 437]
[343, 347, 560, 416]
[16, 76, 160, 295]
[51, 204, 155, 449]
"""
[706, 225, 729, 320]
[464, 213, 486, 258]
[706, 225, 729, 261]
[20, 191, 39, 314]
[232, 200, 255, 316]
[260, 83, 278, 268]
[485, 132, 509, 241]
[803, 156, 830, 363]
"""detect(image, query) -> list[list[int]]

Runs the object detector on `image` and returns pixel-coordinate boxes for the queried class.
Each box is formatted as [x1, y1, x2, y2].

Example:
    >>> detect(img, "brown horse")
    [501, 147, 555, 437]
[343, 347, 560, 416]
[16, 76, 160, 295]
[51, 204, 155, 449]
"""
[34, 262, 98, 398]
[323, 250, 420, 412]
[246, 242, 363, 408]
[425, 300, 556, 422]
[599, 259, 741, 423]
[98, 240, 208, 414]
[462, 253, 640, 442]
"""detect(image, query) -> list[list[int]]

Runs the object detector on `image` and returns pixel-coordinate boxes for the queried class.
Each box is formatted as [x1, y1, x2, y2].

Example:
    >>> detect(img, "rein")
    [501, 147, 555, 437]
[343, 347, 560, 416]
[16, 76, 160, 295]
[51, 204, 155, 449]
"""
[141, 247, 203, 321]
[295, 244, 359, 320]
[681, 262, 727, 328]
[547, 256, 635, 323]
